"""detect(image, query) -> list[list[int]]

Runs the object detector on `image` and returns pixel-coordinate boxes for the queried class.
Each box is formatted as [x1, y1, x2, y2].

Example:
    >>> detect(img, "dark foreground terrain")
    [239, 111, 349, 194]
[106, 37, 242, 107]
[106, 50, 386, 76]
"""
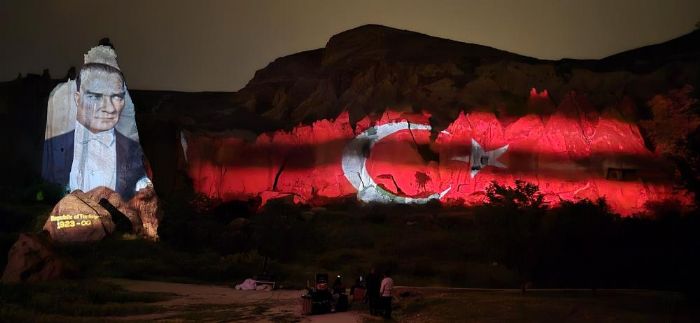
[1, 278, 698, 322]
[393, 287, 699, 323]
[3, 182, 700, 292]
[2, 188, 700, 322]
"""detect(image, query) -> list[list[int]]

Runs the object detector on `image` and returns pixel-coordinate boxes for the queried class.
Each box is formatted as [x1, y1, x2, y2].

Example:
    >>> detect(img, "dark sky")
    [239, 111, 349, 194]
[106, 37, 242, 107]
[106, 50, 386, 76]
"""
[1, 0, 699, 92]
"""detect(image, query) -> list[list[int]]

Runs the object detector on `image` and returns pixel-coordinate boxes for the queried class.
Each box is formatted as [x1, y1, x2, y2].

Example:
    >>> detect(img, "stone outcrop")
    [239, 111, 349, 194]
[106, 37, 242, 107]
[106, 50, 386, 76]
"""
[42, 190, 115, 243]
[85, 187, 143, 234]
[1, 233, 67, 283]
[127, 186, 161, 240]
[183, 91, 693, 215]
[84, 186, 161, 240]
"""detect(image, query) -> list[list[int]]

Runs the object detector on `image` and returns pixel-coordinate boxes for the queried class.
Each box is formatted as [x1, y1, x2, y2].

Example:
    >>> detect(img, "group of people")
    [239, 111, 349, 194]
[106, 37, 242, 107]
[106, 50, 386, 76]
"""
[355, 268, 393, 319]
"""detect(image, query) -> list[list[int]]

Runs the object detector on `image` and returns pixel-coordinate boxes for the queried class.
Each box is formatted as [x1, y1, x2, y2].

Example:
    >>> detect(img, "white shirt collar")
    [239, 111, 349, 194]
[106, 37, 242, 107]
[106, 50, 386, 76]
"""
[75, 121, 115, 147]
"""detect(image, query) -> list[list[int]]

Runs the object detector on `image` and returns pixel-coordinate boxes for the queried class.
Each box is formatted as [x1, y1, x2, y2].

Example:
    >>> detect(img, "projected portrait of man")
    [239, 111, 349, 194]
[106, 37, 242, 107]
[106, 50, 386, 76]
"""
[42, 46, 151, 200]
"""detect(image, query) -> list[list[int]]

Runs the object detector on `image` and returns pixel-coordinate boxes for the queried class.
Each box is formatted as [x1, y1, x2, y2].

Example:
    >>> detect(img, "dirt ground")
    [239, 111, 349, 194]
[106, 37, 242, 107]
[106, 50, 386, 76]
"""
[109, 278, 363, 322]
[392, 286, 700, 323]
[109, 279, 700, 322]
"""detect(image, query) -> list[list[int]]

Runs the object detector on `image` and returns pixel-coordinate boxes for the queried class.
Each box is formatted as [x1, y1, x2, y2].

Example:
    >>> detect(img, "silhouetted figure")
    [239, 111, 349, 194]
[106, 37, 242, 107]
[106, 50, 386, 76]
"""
[380, 270, 394, 319]
[332, 275, 345, 295]
[332, 275, 348, 312]
[366, 267, 380, 315]
[349, 274, 367, 308]
[308, 273, 333, 314]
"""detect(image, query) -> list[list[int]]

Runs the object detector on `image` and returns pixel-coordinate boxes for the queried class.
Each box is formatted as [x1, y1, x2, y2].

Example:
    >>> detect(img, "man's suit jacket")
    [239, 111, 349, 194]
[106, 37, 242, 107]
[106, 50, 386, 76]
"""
[42, 130, 147, 200]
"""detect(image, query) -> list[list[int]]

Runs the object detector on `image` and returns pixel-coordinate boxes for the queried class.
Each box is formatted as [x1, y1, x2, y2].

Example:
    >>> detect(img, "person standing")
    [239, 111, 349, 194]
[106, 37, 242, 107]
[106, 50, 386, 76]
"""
[366, 267, 380, 315]
[379, 270, 394, 319]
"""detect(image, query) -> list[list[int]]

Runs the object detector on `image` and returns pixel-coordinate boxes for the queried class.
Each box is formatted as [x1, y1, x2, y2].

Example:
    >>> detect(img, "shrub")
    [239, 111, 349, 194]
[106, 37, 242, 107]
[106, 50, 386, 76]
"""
[485, 180, 544, 210]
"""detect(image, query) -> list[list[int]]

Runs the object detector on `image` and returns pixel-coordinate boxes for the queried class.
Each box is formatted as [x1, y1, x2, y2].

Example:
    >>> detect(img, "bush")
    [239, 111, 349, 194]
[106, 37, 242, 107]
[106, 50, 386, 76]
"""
[485, 180, 544, 210]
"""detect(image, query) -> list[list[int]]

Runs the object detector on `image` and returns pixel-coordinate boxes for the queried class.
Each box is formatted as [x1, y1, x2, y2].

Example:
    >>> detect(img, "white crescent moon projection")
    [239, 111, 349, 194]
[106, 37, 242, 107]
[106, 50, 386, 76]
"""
[341, 121, 451, 204]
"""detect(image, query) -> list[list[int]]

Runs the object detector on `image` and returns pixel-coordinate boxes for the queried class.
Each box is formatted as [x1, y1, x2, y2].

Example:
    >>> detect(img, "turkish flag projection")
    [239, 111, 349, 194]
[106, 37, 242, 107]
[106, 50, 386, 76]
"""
[184, 95, 692, 215]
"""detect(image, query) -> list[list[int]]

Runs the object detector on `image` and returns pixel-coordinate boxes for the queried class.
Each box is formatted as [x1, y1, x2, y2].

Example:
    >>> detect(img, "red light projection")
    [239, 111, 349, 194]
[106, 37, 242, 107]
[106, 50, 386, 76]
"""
[530, 87, 549, 99]
[184, 93, 693, 215]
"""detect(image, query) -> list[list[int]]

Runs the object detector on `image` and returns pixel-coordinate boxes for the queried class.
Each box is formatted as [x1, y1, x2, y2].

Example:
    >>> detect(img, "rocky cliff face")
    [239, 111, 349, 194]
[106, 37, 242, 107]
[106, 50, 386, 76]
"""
[129, 25, 699, 138]
[183, 98, 690, 215]
[2, 25, 698, 214]
[138, 25, 697, 214]
[229, 24, 699, 128]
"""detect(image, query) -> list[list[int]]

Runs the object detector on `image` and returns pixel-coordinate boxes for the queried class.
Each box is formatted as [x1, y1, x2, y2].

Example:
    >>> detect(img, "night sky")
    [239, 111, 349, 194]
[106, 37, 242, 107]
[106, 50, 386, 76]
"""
[1, 0, 699, 92]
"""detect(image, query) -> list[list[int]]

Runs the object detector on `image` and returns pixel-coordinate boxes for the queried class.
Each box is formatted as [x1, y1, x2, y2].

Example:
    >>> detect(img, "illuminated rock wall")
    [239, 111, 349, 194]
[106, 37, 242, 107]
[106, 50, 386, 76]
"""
[41, 45, 160, 240]
[184, 93, 692, 215]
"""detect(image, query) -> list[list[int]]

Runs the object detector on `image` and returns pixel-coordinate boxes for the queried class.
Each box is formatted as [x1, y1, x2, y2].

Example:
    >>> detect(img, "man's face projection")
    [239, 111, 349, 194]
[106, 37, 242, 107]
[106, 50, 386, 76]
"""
[75, 69, 125, 133]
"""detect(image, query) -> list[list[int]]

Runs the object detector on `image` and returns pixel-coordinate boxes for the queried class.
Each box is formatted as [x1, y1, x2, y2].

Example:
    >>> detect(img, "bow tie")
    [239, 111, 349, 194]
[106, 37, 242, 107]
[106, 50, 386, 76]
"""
[78, 130, 115, 147]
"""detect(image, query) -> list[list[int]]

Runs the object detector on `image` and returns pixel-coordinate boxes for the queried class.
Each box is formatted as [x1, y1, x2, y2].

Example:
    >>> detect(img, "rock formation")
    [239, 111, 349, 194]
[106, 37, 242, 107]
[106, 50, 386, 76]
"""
[127, 186, 161, 240]
[184, 103, 691, 214]
[1, 233, 67, 283]
[84, 186, 161, 240]
[1, 25, 698, 215]
[42, 190, 115, 243]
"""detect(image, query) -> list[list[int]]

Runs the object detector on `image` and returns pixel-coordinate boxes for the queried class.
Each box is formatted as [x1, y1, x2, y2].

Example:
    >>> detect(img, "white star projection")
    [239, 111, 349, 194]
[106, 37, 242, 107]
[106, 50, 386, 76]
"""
[451, 139, 509, 178]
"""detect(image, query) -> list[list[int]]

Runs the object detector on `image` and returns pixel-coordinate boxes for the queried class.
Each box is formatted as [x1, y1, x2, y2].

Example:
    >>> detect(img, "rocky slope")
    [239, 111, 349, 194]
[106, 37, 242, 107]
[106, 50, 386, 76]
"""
[198, 24, 699, 129]
[135, 25, 699, 212]
[2, 25, 699, 212]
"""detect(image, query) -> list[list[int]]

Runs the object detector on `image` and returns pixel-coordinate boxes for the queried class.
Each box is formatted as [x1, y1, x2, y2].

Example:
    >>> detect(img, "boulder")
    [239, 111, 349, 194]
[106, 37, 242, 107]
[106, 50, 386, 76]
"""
[85, 186, 143, 235]
[128, 186, 161, 240]
[83, 186, 160, 240]
[42, 190, 115, 243]
[1, 232, 66, 283]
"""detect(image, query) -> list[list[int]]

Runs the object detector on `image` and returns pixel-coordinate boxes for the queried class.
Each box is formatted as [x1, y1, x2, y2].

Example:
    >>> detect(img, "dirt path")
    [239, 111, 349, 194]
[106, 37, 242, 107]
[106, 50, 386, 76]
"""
[109, 279, 363, 322]
[306, 312, 364, 323]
